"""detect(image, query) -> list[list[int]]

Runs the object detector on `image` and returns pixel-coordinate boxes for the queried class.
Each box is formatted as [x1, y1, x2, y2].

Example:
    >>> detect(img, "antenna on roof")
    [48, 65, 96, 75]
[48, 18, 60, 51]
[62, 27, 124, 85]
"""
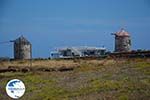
[121, 27, 124, 30]
[120, 28, 125, 32]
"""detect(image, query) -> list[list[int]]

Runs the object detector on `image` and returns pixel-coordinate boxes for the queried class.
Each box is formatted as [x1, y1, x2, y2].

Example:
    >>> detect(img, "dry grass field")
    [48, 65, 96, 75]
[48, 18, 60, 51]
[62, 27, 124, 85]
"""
[0, 59, 79, 68]
[0, 58, 150, 100]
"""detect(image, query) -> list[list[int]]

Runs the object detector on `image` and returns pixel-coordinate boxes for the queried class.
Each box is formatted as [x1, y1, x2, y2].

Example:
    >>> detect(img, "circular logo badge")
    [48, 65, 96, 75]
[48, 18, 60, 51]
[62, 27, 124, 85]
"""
[6, 79, 25, 99]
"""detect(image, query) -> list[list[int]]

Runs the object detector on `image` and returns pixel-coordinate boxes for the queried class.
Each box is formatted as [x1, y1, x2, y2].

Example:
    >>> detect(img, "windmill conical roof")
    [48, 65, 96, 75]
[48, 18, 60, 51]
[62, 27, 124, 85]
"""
[14, 35, 31, 45]
[115, 28, 130, 36]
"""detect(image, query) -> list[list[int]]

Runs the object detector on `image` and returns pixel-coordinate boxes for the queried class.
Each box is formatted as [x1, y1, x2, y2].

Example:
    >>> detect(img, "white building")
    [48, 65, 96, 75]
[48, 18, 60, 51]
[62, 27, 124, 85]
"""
[50, 46, 106, 59]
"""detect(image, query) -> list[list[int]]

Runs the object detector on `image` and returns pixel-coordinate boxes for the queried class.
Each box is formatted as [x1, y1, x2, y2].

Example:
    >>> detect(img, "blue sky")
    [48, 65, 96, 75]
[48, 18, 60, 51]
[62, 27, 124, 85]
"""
[0, 0, 150, 58]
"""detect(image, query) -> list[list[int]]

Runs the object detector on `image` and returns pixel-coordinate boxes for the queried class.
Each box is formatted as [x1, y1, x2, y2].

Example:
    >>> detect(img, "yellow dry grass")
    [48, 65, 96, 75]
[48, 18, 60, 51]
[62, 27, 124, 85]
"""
[0, 58, 148, 69]
[0, 60, 79, 69]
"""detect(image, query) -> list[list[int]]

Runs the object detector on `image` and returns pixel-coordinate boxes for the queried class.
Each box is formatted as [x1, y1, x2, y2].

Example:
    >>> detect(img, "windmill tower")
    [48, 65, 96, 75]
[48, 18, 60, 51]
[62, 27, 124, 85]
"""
[13, 36, 32, 59]
[112, 28, 131, 52]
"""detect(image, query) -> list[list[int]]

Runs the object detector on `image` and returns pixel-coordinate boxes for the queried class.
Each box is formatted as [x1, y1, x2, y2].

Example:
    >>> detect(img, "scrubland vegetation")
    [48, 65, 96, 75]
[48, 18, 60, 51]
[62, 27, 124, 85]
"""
[0, 58, 150, 100]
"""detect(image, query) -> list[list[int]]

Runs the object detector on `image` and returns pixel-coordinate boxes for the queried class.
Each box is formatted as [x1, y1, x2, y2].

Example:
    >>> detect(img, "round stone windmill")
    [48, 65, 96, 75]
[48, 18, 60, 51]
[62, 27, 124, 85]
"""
[13, 35, 32, 59]
[112, 28, 131, 52]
